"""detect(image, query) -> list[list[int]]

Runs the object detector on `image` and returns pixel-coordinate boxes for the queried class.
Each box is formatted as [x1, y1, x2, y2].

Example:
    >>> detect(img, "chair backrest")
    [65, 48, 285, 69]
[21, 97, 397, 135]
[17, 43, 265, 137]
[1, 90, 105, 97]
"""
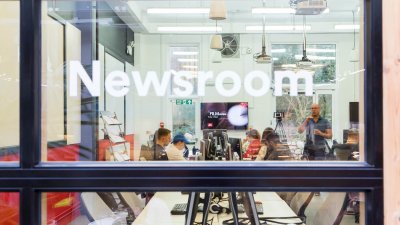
[80, 192, 114, 221]
[289, 192, 314, 217]
[119, 192, 145, 217]
[312, 192, 349, 225]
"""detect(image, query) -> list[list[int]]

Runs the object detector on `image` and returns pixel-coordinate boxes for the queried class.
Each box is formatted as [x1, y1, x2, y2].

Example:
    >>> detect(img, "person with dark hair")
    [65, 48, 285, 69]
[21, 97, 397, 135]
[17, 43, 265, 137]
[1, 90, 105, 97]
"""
[153, 128, 171, 160]
[242, 129, 261, 159]
[265, 132, 293, 160]
[255, 127, 274, 160]
[165, 133, 190, 161]
[298, 103, 332, 160]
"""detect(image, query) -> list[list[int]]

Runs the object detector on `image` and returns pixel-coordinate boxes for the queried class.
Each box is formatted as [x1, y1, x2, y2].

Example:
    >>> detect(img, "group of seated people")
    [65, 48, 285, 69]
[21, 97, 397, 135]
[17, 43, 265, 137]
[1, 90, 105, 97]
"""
[242, 128, 293, 161]
[149, 126, 292, 161]
[151, 127, 191, 161]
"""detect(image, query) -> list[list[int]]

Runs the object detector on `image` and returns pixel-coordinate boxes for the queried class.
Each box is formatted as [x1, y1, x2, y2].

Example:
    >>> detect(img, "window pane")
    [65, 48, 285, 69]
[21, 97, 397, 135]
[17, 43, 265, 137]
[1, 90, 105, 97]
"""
[0, 1, 20, 163]
[41, 0, 364, 163]
[42, 191, 363, 225]
[0, 192, 19, 225]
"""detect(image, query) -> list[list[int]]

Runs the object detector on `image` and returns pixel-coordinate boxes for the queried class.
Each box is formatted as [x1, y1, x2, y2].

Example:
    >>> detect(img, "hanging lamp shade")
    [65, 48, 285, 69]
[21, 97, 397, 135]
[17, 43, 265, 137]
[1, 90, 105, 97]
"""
[210, 34, 223, 49]
[209, 0, 227, 20]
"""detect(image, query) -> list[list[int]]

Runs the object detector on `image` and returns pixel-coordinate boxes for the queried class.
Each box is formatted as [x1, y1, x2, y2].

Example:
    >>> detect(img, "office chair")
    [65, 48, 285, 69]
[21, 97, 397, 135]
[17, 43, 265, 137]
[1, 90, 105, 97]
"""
[289, 192, 314, 222]
[80, 192, 115, 222]
[119, 192, 145, 217]
[312, 192, 349, 225]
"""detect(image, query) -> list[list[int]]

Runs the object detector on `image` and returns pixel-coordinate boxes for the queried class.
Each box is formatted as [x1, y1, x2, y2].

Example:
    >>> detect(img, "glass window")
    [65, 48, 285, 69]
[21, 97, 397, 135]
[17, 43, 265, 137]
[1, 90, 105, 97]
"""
[0, 1, 20, 163]
[40, 0, 364, 163]
[42, 191, 363, 225]
[0, 192, 19, 225]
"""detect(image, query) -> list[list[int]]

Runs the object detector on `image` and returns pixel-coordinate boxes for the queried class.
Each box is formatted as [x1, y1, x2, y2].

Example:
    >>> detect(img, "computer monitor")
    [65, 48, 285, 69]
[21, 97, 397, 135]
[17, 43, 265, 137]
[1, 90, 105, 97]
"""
[228, 137, 242, 160]
[202, 129, 228, 159]
[199, 139, 212, 160]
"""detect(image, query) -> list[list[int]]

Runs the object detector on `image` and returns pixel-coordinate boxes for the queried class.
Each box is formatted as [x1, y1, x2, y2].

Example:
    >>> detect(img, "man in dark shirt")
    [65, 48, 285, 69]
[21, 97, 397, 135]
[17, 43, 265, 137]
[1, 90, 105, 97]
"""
[298, 103, 332, 160]
[153, 128, 171, 160]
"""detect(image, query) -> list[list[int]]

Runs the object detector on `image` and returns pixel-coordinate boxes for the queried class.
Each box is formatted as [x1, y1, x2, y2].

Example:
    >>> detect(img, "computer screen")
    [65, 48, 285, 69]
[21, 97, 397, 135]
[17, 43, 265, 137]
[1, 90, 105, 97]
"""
[201, 102, 249, 130]
[202, 129, 228, 160]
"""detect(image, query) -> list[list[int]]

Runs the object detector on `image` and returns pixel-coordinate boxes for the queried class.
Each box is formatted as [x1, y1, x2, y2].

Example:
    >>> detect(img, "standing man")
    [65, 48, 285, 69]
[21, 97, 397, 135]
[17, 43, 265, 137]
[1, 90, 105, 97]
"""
[298, 103, 332, 160]
[153, 128, 171, 160]
[166, 133, 190, 161]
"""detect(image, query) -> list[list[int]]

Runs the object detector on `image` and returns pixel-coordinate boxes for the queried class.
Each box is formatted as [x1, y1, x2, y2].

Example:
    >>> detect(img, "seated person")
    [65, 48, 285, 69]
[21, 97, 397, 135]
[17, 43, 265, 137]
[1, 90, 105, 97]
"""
[242, 129, 261, 159]
[166, 133, 190, 161]
[241, 131, 250, 154]
[255, 127, 274, 161]
[265, 132, 293, 160]
[152, 128, 171, 160]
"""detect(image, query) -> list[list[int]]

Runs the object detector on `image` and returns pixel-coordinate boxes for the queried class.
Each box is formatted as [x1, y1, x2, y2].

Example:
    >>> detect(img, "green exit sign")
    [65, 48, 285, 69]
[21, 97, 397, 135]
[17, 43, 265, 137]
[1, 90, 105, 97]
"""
[176, 99, 193, 105]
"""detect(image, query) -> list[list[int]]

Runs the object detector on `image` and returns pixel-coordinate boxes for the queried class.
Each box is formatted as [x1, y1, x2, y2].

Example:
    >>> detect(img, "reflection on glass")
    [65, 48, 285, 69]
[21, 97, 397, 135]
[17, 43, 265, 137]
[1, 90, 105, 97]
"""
[43, 191, 362, 225]
[40, 0, 363, 163]
[0, 192, 19, 224]
[0, 1, 20, 162]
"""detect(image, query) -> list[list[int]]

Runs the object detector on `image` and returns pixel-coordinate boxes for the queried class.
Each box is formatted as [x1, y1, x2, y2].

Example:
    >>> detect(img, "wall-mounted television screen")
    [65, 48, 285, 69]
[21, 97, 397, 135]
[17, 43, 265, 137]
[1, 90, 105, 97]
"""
[201, 102, 248, 130]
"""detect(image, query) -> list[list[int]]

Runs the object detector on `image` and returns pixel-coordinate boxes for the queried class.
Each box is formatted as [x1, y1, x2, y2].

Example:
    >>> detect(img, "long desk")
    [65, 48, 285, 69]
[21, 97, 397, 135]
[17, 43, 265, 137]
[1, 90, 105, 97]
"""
[132, 192, 302, 225]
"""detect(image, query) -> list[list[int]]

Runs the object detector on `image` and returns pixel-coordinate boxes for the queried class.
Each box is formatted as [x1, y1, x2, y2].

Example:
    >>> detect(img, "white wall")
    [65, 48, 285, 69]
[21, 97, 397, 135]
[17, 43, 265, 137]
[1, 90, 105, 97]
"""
[129, 32, 360, 146]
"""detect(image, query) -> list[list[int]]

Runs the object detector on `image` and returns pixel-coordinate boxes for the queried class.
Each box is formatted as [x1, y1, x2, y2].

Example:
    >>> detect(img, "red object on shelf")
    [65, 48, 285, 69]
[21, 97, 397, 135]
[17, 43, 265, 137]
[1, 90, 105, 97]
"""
[98, 134, 134, 161]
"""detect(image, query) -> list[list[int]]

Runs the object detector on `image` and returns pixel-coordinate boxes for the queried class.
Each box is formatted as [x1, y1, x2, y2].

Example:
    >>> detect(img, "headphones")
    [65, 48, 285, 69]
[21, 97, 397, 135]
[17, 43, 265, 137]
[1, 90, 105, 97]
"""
[209, 202, 231, 214]
[208, 193, 231, 214]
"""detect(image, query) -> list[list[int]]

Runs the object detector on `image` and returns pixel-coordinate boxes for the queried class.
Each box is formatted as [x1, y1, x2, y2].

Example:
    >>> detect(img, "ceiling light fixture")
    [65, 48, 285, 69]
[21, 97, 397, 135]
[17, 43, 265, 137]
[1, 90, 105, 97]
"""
[252, 8, 295, 14]
[147, 8, 210, 14]
[349, 11, 359, 62]
[209, 0, 227, 50]
[182, 65, 198, 69]
[173, 51, 199, 55]
[246, 25, 311, 31]
[177, 58, 198, 62]
[253, 1, 272, 64]
[334, 24, 360, 30]
[209, 0, 227, 20]
[157, 26, 222, 32]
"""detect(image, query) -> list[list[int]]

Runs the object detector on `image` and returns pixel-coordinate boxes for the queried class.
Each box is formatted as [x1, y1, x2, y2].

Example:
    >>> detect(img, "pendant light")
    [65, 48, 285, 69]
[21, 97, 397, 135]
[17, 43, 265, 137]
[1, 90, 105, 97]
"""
[209, 0, 227, 20]
[210, 21, 223, 49]
[349, 11, 359, 62]
[209, 0, 226, 50]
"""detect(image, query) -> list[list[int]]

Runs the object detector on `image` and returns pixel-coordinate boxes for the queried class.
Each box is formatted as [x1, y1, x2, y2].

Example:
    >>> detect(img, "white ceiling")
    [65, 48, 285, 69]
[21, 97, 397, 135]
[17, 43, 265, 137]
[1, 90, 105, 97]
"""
[108, 0, 362, 34]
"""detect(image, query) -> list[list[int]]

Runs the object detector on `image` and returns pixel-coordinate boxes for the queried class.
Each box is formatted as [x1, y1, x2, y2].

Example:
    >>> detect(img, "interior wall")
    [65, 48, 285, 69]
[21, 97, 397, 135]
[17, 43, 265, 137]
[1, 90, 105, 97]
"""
[0, 1, 19, 148]
[131, 32, 361, 145]
[42, 9, 65, 145]
[65, 22, 82, 145]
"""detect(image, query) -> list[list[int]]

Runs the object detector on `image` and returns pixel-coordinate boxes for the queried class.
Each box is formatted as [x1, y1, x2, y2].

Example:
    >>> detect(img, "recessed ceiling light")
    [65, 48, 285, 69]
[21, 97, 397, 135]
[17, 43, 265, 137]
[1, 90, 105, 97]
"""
[246, 25, 311, 31]
[334, 25, 360, 30]
[307, 48, 336, 53]
[252, 8, 295, 14]
[182, 65, 198, 69]
[147, 8, 210, 14]
[271, 49, 286, 53]
[177, 58, 198, 62]
[173, 51, 199, 56]
[158, 26, 222, 32]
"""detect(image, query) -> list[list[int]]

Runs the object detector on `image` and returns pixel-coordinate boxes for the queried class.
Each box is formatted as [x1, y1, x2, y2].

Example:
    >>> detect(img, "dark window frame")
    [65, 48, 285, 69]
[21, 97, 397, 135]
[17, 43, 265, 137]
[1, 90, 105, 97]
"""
[0, 0, 382, 225]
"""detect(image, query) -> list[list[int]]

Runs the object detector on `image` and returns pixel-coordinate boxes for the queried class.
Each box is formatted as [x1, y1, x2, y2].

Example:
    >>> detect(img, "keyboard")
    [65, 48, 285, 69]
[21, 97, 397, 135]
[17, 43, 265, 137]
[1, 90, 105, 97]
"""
[237, 202, 264, 214]
[171, 203, 188, 215]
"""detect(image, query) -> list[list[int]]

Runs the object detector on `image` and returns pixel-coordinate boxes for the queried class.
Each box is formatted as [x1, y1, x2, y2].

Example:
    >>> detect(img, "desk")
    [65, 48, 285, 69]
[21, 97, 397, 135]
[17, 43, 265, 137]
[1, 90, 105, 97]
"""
[132, 192, 302, 225]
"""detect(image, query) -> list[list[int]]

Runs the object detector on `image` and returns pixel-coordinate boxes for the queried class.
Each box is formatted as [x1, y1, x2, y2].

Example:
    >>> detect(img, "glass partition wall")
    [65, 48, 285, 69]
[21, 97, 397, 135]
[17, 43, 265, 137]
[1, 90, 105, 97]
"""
[41, 0, 364, 163]
[0, 0, 382, 225]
